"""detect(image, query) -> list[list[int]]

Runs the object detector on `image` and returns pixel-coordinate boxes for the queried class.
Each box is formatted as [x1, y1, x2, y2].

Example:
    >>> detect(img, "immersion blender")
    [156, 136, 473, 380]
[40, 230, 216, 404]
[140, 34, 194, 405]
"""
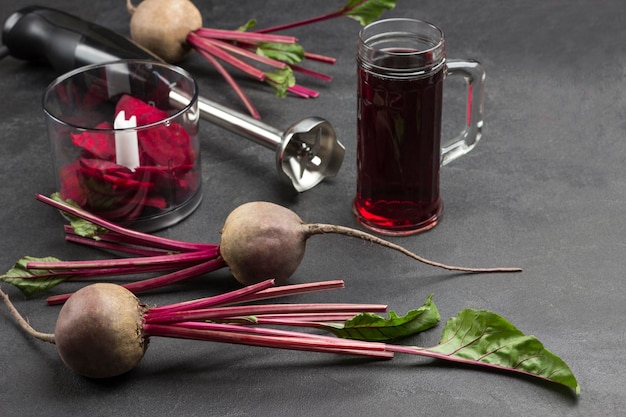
[2, 6, 345, 192]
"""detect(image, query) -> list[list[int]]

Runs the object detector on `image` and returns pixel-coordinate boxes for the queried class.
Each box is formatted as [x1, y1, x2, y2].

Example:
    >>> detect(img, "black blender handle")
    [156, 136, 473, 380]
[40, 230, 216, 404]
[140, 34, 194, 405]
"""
[2, 5, 160, 72]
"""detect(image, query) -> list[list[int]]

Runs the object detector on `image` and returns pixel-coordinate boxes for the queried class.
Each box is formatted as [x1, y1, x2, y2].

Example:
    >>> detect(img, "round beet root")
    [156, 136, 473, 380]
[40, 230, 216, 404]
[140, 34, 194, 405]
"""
[31, 195, 521, 304]
[54, 283, 148, 378]
[127, 0, 202, 63]
[220, 201, 307, 285]
[219, 201, 523, 286]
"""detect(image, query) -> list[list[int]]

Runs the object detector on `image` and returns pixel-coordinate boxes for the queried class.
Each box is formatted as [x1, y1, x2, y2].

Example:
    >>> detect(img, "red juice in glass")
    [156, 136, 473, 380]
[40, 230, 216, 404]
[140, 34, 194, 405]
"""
[354, 58, 444, 234]
[353, 18, 485, 235]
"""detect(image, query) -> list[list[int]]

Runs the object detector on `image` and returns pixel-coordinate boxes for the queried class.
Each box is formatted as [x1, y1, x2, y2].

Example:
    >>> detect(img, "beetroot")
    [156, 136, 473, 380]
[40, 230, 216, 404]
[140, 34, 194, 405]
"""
[220, 201, 308, 285]
[219, 201, 522, 285]
[55, 283, 147, 378]
[2, 195, 521, 305]
[127, 0, 202, 63]
[0, 280, 580, 394]
[0, 280, 392, 378]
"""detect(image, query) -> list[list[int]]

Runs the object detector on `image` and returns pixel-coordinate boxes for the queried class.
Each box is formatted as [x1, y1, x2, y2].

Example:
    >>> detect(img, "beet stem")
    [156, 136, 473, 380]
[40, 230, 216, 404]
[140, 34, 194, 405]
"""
[187, 33, 266, 81]
[64, 233, 170, 257]
[290, 64, 333, 82]
[144, 302, 387, 324]
[0, 286, 55, 344]
[193, 36, 288, 69]
[233, 280, 345, 305]
[22, 264, 179, 281]
[147, 279, 277, 314]
[64, 224, 218, 254]
[36, 194, 212, 252]
[241, 314, 358, 326]
[306, 223, 523, 273]
[119, 257, 227, 293]
[143, 323, 393, 359]
[192, 44, 261, 119]
[46, 258, 227, 305]
[193, 28, 298, 44]
[287, 84, 319, 98]
[303, 51, 337, 64]
[254, 7, 350, 34]
[148, 279, 345, 315]
[27, 249, 218, 271]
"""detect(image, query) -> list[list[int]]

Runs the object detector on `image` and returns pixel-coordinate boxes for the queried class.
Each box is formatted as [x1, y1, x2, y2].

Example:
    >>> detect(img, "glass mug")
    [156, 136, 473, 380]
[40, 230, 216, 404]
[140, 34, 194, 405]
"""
[353, 18, 485, 235]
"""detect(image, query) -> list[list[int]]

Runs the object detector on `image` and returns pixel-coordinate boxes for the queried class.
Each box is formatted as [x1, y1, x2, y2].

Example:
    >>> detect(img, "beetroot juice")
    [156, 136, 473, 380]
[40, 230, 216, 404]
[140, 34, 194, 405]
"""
[353, 55, 445, 235]
[353, 18, 486, 235]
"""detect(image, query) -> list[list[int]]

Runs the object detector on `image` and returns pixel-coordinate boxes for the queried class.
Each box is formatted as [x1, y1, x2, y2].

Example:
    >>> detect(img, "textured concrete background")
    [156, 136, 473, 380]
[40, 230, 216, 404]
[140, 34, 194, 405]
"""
[0, 1, 624, 416]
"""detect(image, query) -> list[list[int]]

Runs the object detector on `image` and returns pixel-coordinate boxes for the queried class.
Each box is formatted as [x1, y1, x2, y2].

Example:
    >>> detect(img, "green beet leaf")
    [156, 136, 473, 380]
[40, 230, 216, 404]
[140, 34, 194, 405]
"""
[0, 256, 71, 297]
[50, 192, 103, 239]
[415, 309, 580, 394]
[237, 19, 257, 32]
[343, 0, 398, 26]
[323, 294, 440, 341]
[256, 42, 305, 65]
[264, 67, 296, 98]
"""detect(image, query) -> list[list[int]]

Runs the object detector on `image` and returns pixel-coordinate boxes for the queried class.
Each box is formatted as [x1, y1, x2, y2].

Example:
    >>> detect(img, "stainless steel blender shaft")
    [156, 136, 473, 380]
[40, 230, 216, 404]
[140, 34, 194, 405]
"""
[170, 90, 345, 192]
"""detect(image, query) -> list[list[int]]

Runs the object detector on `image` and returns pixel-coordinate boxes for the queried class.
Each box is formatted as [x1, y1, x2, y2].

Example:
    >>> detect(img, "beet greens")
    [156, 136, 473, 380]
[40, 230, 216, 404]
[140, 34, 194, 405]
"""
[128, 0, 399, 118]
[0, 194, 520, 304]
[0, 279, 579, 393]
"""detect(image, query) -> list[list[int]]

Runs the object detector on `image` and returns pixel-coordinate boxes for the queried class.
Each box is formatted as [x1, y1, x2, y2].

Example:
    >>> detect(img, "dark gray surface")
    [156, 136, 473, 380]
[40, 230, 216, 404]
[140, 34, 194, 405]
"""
[0, 1, 623, 416]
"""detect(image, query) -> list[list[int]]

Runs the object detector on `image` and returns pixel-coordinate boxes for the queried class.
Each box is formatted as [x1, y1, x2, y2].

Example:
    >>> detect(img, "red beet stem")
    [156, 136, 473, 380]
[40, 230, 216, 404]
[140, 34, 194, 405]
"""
[192, 36, 287, 69]
[27, 249, 218, 272]
[238, 314, 359, 327]
[290, 64, 333, 82]
[46, 258, 227, 305]
[144, 302, 387, 325]
[304, 52, 336, 64]
[287, 84, 319, 98]
[36, 194, 212, 252]
[148, 279, 345, 315]
[254, 8, 349, 34]
[64, 234, 170, 257]
[193, 28, 298, 44]
[187, 33, 266, 81]
[143, 322, 393, 359]
[148, 279, 277, 314]
[192, 45, 261, 119]
[63, 225, 218, 254]
[232, 280, 345, 305]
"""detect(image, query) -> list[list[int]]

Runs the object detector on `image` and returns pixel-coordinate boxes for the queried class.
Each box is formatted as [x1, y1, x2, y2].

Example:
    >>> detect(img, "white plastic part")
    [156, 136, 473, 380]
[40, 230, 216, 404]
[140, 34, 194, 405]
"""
[113, 110, 140, 171]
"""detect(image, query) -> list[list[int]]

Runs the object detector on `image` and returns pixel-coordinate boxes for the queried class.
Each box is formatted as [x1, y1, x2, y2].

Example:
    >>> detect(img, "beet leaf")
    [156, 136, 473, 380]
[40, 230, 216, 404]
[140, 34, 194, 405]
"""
[265, 67, 297, 97]
[50, 193, 104, 238]
[0, 256, 71, 297]
[321, 294, 440, 341]
[256, 42, 305, 64]
[343, 0, 398, 25]
[387, 309, 580, 394]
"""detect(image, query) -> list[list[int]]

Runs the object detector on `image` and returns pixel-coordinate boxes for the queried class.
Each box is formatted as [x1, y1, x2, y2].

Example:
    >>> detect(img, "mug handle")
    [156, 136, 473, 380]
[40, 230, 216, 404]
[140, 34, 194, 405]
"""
[441, 59, 486, 166]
